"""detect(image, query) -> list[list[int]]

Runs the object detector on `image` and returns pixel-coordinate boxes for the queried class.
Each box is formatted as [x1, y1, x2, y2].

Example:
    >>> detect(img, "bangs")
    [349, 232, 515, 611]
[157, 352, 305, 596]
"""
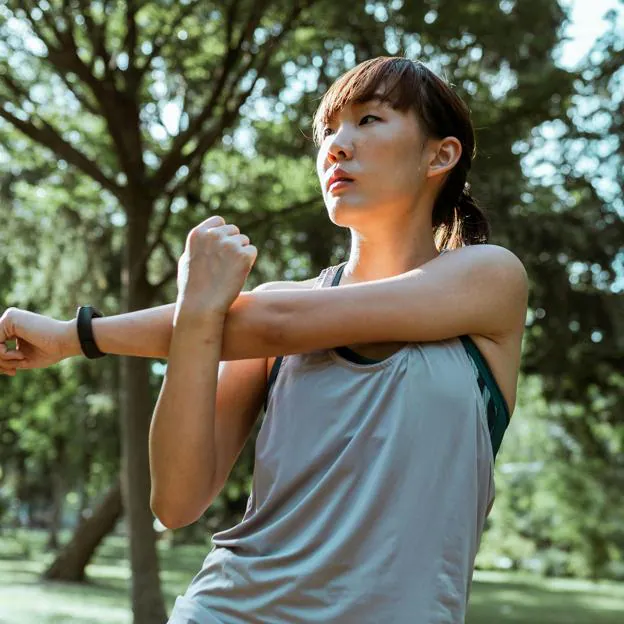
[313, 57, 428, 145]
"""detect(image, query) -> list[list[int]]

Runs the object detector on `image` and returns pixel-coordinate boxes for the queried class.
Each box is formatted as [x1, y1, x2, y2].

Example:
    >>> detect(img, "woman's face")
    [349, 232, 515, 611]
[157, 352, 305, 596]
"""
[316, 97, 429, 227]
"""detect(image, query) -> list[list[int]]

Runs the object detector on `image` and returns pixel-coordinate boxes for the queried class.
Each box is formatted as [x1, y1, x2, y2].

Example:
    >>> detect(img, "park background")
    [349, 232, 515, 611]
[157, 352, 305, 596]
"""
[0, 0, 623, 622]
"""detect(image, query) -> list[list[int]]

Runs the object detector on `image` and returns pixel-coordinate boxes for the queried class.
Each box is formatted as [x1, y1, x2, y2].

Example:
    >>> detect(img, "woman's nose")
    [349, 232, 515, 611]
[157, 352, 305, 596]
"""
[327, 128, 354, 162]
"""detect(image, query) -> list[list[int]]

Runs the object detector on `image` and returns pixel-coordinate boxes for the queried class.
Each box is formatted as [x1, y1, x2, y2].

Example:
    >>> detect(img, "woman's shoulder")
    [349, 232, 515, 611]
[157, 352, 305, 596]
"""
[442, 244, 526, 276]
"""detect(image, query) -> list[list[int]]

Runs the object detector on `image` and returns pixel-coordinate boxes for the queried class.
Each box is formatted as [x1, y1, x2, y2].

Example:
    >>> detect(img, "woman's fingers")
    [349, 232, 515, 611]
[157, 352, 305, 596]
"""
[0, 359, 18, 375]
[231, 233, 250, 246]
[0, 343, 24, 359]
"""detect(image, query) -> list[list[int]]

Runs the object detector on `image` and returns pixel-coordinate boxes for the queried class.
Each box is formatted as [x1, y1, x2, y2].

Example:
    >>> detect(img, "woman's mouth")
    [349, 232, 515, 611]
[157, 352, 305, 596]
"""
[329, 178, 353, 192]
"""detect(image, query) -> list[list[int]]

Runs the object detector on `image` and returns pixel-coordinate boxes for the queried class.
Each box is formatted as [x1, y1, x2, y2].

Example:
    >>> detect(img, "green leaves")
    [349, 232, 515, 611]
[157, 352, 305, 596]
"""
[0, 0, 622, 582]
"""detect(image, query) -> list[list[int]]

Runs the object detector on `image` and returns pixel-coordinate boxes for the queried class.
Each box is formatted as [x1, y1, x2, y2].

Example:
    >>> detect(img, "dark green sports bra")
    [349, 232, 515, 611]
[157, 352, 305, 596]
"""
[265, 262, 511, 460]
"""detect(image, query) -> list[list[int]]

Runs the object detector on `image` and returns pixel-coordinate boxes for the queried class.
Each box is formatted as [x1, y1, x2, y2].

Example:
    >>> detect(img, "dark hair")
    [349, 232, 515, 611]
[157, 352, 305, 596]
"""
[313, 57, 490, 250]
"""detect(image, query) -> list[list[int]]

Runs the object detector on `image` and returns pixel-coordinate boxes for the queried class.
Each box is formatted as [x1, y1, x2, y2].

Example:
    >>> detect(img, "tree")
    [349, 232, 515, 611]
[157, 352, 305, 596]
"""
[0, 156, 123, 569]
[1, 2, 330, 620]
[4, 0, 620, 620]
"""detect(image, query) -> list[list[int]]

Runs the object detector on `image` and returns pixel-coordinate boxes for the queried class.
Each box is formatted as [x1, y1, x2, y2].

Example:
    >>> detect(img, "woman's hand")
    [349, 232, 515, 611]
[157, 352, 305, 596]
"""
[0, 215, 256, 375]
[174, 215, 257, 326]
[0, 308, 78, 375]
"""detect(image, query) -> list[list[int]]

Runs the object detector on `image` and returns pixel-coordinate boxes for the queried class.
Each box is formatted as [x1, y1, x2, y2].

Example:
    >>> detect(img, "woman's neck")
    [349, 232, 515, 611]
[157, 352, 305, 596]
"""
[340, 215, 440, 285]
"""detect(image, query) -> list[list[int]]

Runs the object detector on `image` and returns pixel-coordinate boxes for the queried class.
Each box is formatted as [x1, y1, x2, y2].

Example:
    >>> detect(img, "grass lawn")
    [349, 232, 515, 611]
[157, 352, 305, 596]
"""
[0, 530, 623, 623]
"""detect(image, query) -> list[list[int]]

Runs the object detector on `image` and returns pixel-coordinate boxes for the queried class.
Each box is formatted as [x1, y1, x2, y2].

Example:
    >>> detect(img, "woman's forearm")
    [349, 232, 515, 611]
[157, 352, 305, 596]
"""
[92, 304, 175, 359]
[149, 313, 224, 528]
[63, 292, 278, 361]
[61, 304, 175, 359]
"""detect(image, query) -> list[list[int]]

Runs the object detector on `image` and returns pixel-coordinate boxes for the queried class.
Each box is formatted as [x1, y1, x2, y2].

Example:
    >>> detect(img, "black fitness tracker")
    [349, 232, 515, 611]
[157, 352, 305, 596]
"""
[76, 305, 106, 359]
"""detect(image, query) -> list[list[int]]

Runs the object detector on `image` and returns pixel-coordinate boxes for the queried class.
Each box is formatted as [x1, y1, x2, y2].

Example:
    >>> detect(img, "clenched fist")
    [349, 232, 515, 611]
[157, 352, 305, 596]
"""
[174, 216, 257, 324]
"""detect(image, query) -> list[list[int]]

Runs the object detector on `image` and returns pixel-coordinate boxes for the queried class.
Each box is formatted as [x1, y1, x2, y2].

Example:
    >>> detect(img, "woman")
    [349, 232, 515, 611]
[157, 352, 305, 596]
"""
[0, 57, 528, 622]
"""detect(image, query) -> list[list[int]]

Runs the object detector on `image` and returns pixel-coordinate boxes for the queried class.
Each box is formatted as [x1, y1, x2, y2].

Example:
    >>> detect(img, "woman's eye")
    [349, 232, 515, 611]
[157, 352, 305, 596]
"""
[322, 116, 378, 137]
[360, 114, 380, 125]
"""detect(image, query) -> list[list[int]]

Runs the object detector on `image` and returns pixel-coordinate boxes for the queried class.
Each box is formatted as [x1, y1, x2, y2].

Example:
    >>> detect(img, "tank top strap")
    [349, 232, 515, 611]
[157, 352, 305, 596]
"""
[318, 261, 347, 289]
[265, 262, 346, 412]
[315, 267, 332, 288]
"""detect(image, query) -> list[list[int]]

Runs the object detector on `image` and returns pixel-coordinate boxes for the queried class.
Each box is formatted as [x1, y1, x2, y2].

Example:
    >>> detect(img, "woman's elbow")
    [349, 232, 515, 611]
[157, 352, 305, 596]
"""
[150, 480, 215, 530]
[150, 495, 202, 530]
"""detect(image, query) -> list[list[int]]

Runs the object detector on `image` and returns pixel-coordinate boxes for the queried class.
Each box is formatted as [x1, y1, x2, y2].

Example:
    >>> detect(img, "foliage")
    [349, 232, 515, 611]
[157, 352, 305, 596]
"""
[0, 0, 622, 607]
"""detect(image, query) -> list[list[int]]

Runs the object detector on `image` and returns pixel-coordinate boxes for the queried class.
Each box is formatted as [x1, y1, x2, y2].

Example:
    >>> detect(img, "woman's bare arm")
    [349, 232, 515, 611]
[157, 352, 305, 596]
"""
[2, 244, 526, 371]
[72, 244, 527, 361]
[81, 305, 175, 359]
[63, 291, 277, 361]
[149, 312, 224, 528]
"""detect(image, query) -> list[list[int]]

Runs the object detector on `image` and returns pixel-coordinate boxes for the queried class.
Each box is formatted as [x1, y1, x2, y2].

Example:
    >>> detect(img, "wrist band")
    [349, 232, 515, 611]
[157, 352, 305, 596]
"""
[76, 306, 106, 359]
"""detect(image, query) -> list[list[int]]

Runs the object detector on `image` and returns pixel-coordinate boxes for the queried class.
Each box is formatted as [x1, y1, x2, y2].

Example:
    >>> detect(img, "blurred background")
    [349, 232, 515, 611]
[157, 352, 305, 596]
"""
[0, 0, 623, 622]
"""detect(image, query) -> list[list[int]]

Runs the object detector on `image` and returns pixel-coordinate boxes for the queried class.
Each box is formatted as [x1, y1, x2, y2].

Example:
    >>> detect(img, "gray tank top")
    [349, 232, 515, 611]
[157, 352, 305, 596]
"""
[169, 263, 505, 624]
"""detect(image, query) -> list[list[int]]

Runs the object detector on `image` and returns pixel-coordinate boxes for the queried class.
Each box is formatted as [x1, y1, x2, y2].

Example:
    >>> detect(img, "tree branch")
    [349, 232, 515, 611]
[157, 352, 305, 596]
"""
[151, 0, 274, 193]
[151, 55, 240, 191]
[148, 235, 179, 293]
[75, 0, 115, 80]
[28, 1, 145, 183]
[160, 0, 314, 192]
[20, 2, 102, 117]
[20, 0, 65, 51]
[164, 118, 232, 197]
[237, 197, 321, 230]
[233, 0, 272, 55]
[123, 0, 140, 91]
[0, 71, 29, 102]
[144, 193, 176, 265]
[56, 73, 101, 116]
[225, 0, 242, 48]
[6, 13, 137, 183]
[0, 106, 120, 198]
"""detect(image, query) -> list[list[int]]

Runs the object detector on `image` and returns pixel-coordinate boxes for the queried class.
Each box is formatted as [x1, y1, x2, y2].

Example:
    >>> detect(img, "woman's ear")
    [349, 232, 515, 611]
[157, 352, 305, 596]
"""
[426, 137, 462, 179]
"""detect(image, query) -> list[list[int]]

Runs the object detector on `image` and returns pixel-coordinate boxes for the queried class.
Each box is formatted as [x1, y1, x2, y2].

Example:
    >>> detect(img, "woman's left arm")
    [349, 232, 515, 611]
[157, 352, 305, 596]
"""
[222, 244, 528, 359]
[0, 244, 526, 372]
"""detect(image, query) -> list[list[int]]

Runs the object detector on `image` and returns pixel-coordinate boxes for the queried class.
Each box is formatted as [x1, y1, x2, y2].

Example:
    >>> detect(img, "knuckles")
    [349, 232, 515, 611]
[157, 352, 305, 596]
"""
[187, 222, 249, 254]
[182, 220, 256, 274]
[197, 215, 225, 229]
[0, 307, 17, 326]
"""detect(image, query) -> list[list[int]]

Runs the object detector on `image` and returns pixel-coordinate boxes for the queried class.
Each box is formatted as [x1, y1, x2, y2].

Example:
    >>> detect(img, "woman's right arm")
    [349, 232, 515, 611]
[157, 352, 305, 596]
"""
[150, 215, 262, 528]
[149, 311, 224, 527]
[150, 280, 295, 527]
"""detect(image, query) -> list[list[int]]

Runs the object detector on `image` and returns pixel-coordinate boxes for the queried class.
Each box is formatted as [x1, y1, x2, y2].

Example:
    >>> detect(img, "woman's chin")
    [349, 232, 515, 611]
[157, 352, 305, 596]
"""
[327, 198, 375, 226]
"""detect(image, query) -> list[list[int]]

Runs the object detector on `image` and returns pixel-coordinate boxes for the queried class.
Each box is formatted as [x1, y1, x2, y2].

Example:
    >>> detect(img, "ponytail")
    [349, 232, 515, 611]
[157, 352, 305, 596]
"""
[433, 180, 490, 251]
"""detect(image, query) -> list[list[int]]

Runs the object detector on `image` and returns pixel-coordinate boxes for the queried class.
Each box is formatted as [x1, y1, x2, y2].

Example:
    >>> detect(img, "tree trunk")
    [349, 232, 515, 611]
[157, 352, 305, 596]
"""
[42, 479, 123, 581]
[46, 470, 63, 551]
[78, 404, 93, 520]
[120, 204, 167, 624]
[46, 436, 66, 551]
[78, 469, 91, 521]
